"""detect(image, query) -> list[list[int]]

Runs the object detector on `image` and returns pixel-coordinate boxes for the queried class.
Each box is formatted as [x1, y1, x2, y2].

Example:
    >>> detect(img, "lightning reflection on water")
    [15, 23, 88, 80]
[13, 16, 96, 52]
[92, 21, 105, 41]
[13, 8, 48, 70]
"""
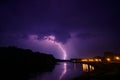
[59, 63, 67, 80]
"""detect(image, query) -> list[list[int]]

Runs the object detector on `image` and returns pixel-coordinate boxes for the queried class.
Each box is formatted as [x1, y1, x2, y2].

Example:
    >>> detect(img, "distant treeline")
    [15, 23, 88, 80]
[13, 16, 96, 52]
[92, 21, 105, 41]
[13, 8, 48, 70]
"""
[0, 46, 57, 69]
[0, 47, 57, 80]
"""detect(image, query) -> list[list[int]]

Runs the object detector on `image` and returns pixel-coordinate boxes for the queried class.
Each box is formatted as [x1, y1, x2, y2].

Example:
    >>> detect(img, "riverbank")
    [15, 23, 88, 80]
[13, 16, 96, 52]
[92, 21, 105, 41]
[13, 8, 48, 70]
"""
[74, 62, 120, 80]
[0, 46, 57, 80]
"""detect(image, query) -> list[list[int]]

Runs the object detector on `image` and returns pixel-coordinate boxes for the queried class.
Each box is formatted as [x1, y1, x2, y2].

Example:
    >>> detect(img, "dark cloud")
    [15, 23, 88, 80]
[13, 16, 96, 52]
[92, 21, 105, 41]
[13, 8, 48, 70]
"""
[76, 33, 97, 39]
[0, 0, 120, 59]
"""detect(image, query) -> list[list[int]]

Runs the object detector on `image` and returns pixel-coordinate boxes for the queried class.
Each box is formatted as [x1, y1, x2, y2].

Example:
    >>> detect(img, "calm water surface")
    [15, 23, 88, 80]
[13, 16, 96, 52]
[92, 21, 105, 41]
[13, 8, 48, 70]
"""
[29, 62, 94, 80]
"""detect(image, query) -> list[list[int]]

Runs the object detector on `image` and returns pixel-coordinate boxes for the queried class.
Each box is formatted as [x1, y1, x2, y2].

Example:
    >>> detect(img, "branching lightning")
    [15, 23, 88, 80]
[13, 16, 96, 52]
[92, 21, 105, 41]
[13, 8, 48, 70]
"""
[44, 35, 67, 60]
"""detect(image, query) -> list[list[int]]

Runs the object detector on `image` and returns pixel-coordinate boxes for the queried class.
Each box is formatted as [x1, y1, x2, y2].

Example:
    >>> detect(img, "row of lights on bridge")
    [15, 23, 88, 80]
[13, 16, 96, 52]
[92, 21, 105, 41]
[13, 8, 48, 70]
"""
[81, 58, 101, 62]
[81, 56, 120, 62]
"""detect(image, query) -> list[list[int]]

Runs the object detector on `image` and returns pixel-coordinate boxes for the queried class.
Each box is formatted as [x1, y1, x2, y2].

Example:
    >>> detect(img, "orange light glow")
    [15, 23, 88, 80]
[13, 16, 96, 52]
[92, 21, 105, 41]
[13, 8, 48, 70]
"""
[115, 56, 120, 60]
[88, 59, 94, 62]
[98, 59, 101, 62]
[82, 64, 94, 72]
[89, 65, 94, 71]
[106, 58, 111, 61]
[95, 59, 99, 62]
[81, 59, 88, 62]
[82, 64, 89, 72]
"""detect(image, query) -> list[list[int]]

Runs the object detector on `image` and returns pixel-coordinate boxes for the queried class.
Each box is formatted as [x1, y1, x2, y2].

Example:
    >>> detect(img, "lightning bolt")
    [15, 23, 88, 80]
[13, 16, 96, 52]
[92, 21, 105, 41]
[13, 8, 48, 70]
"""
[44, 35, 67, 60]
[43, 35, 67, 80]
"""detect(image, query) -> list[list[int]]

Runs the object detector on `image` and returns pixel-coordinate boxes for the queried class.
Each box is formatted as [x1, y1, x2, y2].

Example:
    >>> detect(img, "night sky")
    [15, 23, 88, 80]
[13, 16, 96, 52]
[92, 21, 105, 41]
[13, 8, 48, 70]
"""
[0, 0, 120, 59]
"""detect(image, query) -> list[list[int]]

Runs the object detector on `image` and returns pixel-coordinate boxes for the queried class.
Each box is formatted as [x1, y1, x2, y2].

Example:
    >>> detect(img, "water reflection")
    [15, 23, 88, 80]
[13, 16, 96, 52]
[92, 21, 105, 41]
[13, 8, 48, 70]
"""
[82, 64, 94, 72]
[74, 63, 77, 71]
[59, 63, 67, 80]
[30, 63, 84, 80]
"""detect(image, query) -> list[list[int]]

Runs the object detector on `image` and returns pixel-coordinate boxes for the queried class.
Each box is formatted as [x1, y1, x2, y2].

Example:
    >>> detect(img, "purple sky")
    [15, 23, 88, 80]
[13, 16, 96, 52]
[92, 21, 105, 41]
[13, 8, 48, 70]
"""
[0, 0, 120, 59]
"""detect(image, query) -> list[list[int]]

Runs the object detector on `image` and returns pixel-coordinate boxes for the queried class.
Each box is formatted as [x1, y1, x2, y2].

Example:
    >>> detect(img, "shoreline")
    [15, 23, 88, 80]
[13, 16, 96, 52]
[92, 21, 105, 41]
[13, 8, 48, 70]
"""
[73, 62, 120, 80]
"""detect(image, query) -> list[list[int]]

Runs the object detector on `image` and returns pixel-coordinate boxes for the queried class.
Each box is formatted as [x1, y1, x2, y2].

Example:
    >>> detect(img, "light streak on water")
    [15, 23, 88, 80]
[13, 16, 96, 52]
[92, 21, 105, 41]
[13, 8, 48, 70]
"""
[59, 63, 67, 80]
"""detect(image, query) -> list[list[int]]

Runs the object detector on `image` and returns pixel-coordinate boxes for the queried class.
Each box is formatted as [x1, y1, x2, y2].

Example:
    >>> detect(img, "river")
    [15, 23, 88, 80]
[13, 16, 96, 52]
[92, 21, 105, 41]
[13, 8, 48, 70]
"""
[29, 62, 94, 80]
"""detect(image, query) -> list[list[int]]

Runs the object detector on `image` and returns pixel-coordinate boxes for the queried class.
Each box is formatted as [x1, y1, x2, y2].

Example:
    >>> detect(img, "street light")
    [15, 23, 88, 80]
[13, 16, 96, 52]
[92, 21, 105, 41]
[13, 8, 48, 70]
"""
[115, 56, 120, 60]
[106, 58, 111, 62]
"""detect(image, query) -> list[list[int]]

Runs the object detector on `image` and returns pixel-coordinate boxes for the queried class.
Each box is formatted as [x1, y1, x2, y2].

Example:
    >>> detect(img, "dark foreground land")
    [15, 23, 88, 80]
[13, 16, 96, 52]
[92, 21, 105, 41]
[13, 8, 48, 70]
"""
[74, 62, 120, 80]
[0, 46, 57, 80]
